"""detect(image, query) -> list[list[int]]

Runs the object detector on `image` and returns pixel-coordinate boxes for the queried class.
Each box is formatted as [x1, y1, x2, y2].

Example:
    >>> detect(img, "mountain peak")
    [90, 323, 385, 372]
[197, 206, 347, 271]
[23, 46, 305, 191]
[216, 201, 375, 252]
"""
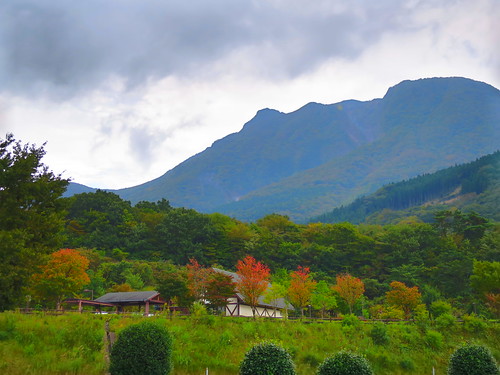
[67, 77, 500, 222]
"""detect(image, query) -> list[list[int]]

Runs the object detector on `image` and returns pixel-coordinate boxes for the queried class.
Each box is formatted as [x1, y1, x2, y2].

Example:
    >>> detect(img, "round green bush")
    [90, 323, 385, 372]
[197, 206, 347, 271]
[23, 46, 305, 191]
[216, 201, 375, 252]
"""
[435, 313, 456, 329]
[448, 345, 499, 375]
[239, 342, 296, 375]
[109, 321, 172, 375]
[317, 351, 374, 375]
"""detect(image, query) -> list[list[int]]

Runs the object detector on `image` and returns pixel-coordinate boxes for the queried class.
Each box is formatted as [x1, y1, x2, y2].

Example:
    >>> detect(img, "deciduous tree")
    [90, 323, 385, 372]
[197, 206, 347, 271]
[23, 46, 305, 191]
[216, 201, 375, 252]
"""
[205, 271, 236, 312]
[333, 273, 365, 314]
[311, 280, 337, 318]
[156, 265, 192, 309]
[288, 266, 317, 317]
[31, 249, 90, 309]
[263, 282, 288, 317]
[386, 281, 422, 319]
[236, 255, 270, 318]
[186, 258, 211, 302]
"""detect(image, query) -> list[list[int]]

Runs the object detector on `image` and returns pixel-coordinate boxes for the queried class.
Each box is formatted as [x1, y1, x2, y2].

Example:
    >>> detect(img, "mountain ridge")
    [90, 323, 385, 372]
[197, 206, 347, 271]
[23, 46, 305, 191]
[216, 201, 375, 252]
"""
[65, 77, 500, 222]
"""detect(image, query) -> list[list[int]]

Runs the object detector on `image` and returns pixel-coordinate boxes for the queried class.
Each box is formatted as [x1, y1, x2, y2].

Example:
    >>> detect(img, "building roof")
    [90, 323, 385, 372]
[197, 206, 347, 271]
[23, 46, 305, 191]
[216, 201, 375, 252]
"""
[213, 268, 291, 310]
[94, 291, 163, 304]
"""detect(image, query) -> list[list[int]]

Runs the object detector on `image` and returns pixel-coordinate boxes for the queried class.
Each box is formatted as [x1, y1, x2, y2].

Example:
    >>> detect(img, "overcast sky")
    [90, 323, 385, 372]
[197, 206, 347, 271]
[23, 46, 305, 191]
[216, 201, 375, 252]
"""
[1, 0, 498, 189]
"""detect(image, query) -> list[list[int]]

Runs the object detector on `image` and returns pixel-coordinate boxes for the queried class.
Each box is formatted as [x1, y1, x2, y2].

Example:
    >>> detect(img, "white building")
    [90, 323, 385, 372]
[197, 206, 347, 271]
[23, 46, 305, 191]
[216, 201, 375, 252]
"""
[213, 268, 291, 318]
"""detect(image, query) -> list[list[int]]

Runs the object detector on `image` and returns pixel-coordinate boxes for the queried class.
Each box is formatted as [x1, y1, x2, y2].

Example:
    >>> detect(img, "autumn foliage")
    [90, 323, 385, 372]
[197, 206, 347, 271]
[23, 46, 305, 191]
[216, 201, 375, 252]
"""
[186, 258, 212, 301]
[288, 266, 317, 316]
[385, 281, 422, 319]
[333, 273, 365, 314]
[31, 249, 90, 309]
[205, 272, 237, 310]
[236, 255, 270, 317]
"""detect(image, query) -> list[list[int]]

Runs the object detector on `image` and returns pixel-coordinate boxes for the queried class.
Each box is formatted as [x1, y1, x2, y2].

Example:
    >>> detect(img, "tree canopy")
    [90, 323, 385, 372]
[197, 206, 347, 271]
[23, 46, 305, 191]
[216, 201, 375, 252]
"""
[0, 134, 68, 311]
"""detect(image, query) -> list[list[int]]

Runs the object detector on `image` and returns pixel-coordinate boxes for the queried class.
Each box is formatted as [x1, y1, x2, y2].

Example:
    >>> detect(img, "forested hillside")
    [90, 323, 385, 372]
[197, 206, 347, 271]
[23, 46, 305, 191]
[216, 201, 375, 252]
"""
[58, 190, 499, 310]
[312, 151, 500, 224]
[2, 133, 499, 328]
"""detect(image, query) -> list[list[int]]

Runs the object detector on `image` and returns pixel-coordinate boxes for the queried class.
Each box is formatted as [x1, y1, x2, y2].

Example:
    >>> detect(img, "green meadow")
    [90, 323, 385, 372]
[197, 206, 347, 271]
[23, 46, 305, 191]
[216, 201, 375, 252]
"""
[0, 312, 498, 375]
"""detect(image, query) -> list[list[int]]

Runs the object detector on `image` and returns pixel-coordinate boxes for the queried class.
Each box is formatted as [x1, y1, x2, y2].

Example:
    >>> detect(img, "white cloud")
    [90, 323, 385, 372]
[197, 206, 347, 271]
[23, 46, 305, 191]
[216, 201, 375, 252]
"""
[1, 0, 498, 189]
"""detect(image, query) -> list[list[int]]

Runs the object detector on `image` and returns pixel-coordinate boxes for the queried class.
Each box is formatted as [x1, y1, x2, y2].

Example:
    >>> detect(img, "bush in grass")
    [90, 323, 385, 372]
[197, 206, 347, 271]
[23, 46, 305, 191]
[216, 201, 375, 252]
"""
[369, 323, 390, 345]
[425, 330, 443, 350]
[447, 344, 499, 375]
[435, 313, 456, 329]
[109, 321, 172, 375]
[462, 314, 487, 333]
[400, 357, 416, 371]
[239, 342, 296, 375]
[317, 351, 374, 375]
[341, 314, 360, 327]
[430, 300, 452, 318]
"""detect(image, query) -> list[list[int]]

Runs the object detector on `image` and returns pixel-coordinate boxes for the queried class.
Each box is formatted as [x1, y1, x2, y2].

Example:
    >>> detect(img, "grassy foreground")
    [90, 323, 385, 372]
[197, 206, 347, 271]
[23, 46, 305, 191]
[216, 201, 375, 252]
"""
[0, 312, 498, 374]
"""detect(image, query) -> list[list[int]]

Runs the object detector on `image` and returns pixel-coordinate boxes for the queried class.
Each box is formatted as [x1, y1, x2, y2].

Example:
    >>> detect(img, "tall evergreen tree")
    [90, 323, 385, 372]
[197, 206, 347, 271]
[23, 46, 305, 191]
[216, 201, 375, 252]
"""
[0, 134, 68, 310]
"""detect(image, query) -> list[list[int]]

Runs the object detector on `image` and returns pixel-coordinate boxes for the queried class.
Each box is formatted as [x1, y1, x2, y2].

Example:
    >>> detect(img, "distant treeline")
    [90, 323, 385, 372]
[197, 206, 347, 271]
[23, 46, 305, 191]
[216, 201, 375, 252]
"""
[312, 151, 500, 224]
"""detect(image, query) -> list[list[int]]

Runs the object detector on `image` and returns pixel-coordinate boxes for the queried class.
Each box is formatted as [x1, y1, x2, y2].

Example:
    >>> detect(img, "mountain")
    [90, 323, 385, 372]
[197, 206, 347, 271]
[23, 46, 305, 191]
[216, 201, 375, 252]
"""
[63, 182, 97, 197]
[68, 77, 500, 222]
[310, 150, 500, 224]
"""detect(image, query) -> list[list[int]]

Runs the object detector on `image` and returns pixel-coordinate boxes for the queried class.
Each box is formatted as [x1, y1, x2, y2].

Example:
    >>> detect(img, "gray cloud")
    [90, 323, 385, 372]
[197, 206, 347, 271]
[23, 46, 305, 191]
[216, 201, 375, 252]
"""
[0, 0, 419, 99]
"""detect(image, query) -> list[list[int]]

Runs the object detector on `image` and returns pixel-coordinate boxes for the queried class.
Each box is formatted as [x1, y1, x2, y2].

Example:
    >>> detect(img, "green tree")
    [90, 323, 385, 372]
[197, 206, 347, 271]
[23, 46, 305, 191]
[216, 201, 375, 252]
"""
[470, 260, 500, 295]
[263, 282, 288, 317]
[311, 280, 337, 318]
[155, 265, 192, 308]
[0, 134, 68, 311]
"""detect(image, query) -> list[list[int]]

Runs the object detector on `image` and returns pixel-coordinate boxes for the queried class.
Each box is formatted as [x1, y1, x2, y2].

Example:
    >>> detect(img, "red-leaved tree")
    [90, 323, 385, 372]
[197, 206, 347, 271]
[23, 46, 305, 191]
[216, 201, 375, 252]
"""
[205, 272, 237, 312]
[288, 266, 317, 317]
[186, 258, 212, 302]
[31, 249, 90, 309]
[236, 255, 270, 318]
[333, 273, 365, 314]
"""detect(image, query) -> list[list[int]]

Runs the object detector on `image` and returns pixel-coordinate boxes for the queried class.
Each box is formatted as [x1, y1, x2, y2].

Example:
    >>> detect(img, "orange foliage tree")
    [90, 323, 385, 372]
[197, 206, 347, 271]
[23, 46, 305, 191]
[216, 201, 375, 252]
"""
[288, 266, 317, 317]
[386, 281, 422, 319]
[31, 249, 90, 309]
[236, 255, 270, 317]
[333, 273, 365, 314]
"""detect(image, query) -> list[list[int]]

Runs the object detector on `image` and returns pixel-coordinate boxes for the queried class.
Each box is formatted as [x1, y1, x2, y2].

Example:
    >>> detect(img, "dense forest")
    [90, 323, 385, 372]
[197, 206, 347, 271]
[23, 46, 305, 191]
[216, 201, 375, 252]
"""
[312, 150, 500, 224]
[60, 191, 499, 307]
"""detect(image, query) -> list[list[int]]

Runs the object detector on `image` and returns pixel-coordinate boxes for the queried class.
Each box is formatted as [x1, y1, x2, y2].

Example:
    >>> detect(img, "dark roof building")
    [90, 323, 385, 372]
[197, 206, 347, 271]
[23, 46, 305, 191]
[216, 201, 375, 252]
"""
[65, 291, 165, 315]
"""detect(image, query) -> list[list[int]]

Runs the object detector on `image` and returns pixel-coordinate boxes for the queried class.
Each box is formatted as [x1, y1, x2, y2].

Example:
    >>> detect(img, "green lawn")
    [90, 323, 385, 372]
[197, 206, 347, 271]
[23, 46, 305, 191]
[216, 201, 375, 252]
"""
[0, 312, 498, 374]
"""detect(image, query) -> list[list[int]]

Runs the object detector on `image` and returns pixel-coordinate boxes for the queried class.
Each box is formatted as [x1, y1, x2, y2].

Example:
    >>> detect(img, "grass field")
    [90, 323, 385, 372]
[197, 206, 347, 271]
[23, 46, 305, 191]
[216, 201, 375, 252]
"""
[0, 312, 498, 374]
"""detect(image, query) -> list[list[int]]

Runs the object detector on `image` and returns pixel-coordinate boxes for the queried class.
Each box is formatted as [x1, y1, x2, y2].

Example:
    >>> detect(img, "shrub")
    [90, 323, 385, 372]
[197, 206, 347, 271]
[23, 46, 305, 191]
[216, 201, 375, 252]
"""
[239, 342, 296, 375]
[425, 330, 443, 350]
[317, 351, 374, 375]
[447, 344, 499, 375]
[341, 314, 360, 327]
[430, 300, 452, 318]
[109, 321, 172, 375]
[369, 323, 390, 346]
[435, 313, 456, 329]
[400, 357, 416, 371]
[462, 314, 487, 333]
